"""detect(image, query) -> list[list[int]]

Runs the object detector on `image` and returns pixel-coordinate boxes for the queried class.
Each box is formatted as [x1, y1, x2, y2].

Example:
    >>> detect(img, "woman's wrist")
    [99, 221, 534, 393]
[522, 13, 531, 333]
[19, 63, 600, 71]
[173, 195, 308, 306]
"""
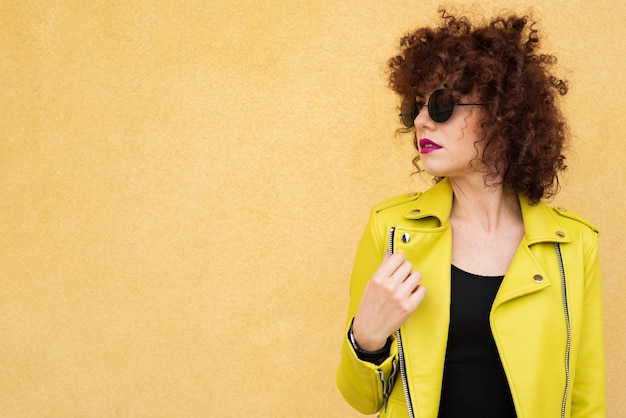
[348, 319, 392, 365]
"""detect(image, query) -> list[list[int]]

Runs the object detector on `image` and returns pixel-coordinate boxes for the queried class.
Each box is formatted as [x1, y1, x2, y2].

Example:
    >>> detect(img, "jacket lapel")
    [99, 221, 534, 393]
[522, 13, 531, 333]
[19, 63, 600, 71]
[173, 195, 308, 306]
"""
[495, 195, 570, 305]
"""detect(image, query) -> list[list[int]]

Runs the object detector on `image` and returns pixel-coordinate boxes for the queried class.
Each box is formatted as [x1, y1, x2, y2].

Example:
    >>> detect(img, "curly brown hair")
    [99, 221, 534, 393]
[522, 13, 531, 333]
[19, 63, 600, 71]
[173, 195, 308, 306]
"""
[388, 9, 569, 203]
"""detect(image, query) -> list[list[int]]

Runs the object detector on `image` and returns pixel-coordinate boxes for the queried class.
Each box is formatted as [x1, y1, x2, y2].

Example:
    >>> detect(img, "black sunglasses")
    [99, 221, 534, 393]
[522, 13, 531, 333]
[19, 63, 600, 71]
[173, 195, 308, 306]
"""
[400, 89, 484, 127]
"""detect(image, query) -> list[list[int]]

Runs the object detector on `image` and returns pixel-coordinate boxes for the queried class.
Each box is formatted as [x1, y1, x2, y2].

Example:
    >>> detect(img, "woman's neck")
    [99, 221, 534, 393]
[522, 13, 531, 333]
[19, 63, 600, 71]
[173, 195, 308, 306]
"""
[448, 177, 522, 233]
[448, 176, 525, 276]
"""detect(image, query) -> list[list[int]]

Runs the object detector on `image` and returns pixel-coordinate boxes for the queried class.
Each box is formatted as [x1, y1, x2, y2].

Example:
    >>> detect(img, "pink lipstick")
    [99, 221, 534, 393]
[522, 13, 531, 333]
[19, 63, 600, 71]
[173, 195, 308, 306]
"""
[419, 138, 442, 154]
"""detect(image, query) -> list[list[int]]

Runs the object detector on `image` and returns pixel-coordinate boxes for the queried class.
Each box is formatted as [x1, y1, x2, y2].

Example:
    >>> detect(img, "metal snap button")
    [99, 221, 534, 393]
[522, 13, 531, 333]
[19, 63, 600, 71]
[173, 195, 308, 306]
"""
[533, 275, 544, 283]
[556, 231, 565, 238]
[411, 209, 421, 215]
[402, 233, 411, 243]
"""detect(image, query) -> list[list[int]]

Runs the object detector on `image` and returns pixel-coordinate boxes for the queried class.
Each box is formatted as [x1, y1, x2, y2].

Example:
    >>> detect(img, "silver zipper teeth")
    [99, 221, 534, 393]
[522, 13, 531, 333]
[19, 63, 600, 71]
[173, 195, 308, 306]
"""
[378, 369, 387, 411]
[388, 227, 395, 256]
[396, 328, 415, 417]
[555, 243, 571, 418]
[387, 227, 415, 418]
[378, 358, 398, 414]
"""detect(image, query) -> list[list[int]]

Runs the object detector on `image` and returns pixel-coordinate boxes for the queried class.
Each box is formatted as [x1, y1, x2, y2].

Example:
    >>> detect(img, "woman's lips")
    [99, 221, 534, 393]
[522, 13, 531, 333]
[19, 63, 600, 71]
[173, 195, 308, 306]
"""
[419, 138, 442, 154]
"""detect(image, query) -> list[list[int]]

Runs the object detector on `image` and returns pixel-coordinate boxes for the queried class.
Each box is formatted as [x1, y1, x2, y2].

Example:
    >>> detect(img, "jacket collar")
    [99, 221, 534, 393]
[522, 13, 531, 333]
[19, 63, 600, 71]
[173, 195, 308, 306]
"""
[403, 177, 570, 245]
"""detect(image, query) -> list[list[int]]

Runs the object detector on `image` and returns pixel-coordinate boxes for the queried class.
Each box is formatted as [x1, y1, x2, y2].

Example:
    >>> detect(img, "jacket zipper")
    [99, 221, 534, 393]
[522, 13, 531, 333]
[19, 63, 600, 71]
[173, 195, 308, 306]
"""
[388, 227, 415, 418]
[378, 357, 398, 415]
[387, 227, 396, 257]
[555, 243, 571, 418]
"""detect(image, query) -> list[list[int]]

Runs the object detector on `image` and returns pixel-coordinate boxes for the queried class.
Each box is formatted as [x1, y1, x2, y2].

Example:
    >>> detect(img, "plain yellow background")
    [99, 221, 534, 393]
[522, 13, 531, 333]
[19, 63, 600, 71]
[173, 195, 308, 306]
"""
[1, 1, 624, 416]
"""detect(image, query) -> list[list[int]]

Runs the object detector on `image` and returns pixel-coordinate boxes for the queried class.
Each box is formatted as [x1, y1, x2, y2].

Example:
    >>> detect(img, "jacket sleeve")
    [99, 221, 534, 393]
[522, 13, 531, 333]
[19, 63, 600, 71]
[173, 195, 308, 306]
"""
[336, 212, 399, 414]
[570, 232, 606, 416]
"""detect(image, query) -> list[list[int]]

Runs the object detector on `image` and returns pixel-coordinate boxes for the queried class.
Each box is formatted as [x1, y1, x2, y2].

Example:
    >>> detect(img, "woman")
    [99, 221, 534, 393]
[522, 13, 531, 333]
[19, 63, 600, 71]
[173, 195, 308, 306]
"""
[336, 10, 605, 418]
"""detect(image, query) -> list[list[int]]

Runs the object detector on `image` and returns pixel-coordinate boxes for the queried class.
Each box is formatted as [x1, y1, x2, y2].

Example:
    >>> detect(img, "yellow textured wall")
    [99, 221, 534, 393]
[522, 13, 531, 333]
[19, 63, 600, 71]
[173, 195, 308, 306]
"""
[1, 1, 624, 416]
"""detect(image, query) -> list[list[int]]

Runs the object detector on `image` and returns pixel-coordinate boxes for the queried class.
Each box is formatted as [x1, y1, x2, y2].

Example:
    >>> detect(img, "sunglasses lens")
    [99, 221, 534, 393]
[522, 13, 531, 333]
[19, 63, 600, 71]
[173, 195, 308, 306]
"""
[429, 89, 454, 123]
[400, 96, 418, 128]
[400, 89, 459, 126]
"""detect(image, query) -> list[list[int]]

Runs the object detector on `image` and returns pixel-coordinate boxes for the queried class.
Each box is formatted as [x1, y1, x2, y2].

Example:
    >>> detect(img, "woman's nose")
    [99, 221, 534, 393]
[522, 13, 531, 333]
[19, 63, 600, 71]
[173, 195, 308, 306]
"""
[414, 105, 435, 128]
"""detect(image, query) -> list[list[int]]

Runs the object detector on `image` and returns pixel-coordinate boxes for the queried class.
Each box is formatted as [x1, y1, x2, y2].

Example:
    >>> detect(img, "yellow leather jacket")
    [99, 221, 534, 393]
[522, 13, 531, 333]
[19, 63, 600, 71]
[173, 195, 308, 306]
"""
[336, 178, 605, 417]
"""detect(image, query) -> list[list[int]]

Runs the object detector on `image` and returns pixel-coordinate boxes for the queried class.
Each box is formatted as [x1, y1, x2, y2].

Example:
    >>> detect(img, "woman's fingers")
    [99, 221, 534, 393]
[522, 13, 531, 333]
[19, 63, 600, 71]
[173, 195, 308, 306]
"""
[374, 253, 413, 284]
[399, 270, 423, 295]
[352, 254, 427, 348]
[375, 252, 407, 278]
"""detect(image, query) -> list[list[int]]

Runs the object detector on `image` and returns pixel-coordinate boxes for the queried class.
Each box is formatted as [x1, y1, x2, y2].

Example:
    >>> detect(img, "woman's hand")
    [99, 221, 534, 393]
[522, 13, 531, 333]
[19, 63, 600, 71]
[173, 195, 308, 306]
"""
[351, 253, 427, 351]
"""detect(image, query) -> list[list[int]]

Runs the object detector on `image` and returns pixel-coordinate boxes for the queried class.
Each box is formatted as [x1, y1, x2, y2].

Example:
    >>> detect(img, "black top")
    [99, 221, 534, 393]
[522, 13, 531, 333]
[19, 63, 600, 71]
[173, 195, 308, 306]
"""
[438, 265, 517, 418]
